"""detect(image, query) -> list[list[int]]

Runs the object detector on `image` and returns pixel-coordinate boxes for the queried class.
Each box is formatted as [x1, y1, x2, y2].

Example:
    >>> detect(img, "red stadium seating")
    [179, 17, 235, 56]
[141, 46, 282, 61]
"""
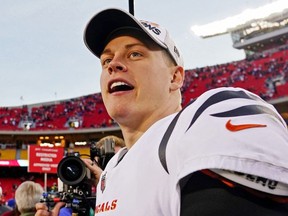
[0, 48, 287, 131]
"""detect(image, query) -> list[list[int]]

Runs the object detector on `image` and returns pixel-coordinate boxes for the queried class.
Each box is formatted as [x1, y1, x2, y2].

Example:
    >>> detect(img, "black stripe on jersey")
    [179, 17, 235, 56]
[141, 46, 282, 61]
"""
[158, 89, 261, 174]
[115, 148, 128, 167]
[185, 90, 259, 132]
[158, 100, 195, 174]
[210, 104, 284, 126]
[158, 110, 182, 174]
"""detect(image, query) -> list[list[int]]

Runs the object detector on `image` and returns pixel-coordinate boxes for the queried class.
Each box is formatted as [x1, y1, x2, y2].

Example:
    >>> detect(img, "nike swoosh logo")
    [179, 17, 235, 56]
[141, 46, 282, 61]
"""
[226, 119, 267, 132]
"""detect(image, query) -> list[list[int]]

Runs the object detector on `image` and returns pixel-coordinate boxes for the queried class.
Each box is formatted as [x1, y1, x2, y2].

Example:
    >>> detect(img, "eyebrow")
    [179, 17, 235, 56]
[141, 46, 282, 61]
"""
[101, 42, 148, 56]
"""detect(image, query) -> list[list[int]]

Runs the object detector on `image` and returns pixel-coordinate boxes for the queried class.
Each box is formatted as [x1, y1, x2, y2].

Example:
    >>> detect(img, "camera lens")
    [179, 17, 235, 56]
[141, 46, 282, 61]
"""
[65, 164, 81, 179]
[58, 156, 87, 185]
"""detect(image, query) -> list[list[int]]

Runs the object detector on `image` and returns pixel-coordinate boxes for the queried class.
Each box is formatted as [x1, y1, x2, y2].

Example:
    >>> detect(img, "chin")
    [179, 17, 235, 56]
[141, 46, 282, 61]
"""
[109, 107, 130, 121]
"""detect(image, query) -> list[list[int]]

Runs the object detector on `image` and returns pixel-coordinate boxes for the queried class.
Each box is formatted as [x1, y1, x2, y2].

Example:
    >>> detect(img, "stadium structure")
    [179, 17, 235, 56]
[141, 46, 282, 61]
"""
[1, 1, 288, 203]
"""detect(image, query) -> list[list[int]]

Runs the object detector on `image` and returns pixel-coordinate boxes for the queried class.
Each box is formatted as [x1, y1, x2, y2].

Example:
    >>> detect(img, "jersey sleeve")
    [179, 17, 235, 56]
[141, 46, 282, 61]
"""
[169, 87, 288, 185]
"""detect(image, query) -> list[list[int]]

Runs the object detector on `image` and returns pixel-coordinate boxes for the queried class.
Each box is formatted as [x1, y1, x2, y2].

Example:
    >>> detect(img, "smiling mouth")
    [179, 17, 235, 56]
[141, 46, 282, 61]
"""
[109, 81, 134, 93]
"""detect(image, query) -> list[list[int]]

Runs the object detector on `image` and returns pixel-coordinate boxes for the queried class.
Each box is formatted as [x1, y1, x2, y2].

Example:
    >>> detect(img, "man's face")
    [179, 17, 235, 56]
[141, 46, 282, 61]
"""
[99, 34, 179, 128]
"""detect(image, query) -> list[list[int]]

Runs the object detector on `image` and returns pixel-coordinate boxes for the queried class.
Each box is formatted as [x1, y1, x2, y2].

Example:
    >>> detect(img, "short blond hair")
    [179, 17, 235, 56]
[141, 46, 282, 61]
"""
[96, 135, 125, 149]
[15, 181, 44, 213]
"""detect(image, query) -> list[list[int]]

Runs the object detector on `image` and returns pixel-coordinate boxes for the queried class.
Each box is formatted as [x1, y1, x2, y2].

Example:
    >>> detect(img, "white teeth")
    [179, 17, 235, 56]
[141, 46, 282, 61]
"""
[110, 82, 129, 89]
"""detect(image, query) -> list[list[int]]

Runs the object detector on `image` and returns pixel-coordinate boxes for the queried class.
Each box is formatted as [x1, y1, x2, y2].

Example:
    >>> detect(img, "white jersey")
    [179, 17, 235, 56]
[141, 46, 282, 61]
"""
[94, 87, 288, 215]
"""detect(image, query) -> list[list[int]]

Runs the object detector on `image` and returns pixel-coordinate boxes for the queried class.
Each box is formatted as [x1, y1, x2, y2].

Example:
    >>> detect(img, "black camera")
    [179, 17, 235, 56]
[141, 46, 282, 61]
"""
[44, 140, 116, 215]
[42, 155, 95, 216]
[90, 138, 115, 169]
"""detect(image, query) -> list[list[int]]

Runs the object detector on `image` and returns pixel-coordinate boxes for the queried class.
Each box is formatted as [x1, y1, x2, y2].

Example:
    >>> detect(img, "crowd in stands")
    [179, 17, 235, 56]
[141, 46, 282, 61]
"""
[0, 93, 116, 131]
[181, 48, 288, 105]
[0, 167, 57, 203]
[0, 48, 287, 132]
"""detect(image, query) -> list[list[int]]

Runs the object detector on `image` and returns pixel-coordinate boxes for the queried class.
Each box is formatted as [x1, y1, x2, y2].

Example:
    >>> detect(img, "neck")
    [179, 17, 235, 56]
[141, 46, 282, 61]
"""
[120, 105, 181, 149]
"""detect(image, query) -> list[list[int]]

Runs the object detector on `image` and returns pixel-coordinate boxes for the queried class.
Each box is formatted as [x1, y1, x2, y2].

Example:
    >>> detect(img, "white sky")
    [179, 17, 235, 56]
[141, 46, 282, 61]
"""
[0, 0, 277, 107]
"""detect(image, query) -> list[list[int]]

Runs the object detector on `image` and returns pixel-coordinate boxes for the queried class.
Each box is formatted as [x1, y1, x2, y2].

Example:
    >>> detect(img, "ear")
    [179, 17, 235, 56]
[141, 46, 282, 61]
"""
[170, 66, 185, 91]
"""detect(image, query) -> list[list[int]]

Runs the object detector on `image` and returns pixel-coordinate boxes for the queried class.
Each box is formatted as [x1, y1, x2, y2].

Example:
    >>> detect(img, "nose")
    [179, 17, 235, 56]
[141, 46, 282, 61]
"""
[107, 59, 127, 74]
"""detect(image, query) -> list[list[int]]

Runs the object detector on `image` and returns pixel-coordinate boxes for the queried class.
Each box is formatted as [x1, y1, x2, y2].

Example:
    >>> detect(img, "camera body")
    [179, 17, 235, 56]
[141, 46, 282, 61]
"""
[41, 188, 93, 216]
[90, 138, 116, 169]
[41, 155, 95, 216]
[44, 141, 116, 215]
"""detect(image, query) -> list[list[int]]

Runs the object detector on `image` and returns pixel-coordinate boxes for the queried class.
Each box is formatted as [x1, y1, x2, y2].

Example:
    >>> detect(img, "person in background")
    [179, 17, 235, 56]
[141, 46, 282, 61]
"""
[1, 207, 20, 216]
[0, 202, 12, 215]
[0, 182, 12, 216]
[0, 182, 2, 199]
[36, 7, 288, 216]
[57, 135, 125, 216]
[50, 183, 57, 193]
[83, 135, 125, 185]
[57, 207, 72, 216]
[6, 196, 16, 210]
[96, 135, 125, 154]
[15, 181, 43, 216]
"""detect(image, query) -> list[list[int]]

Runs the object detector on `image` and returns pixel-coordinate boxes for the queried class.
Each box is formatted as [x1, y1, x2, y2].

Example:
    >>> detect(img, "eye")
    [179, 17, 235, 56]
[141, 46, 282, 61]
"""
[101, 58, 112, 67]
[129, 52, 142, 58]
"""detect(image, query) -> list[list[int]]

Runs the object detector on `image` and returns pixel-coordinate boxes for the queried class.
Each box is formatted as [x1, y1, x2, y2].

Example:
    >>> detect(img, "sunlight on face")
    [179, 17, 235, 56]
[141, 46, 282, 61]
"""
[100, 34, 179, 129]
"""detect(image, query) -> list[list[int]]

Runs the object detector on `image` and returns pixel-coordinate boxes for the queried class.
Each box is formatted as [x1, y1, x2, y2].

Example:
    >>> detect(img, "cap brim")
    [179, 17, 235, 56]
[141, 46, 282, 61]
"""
[84, 8, 144, 58]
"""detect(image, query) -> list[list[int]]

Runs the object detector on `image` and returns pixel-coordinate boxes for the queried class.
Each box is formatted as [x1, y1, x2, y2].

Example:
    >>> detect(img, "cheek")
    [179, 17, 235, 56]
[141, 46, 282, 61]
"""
[100, 72, 107, 91]
[149, 73, 170, 91]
